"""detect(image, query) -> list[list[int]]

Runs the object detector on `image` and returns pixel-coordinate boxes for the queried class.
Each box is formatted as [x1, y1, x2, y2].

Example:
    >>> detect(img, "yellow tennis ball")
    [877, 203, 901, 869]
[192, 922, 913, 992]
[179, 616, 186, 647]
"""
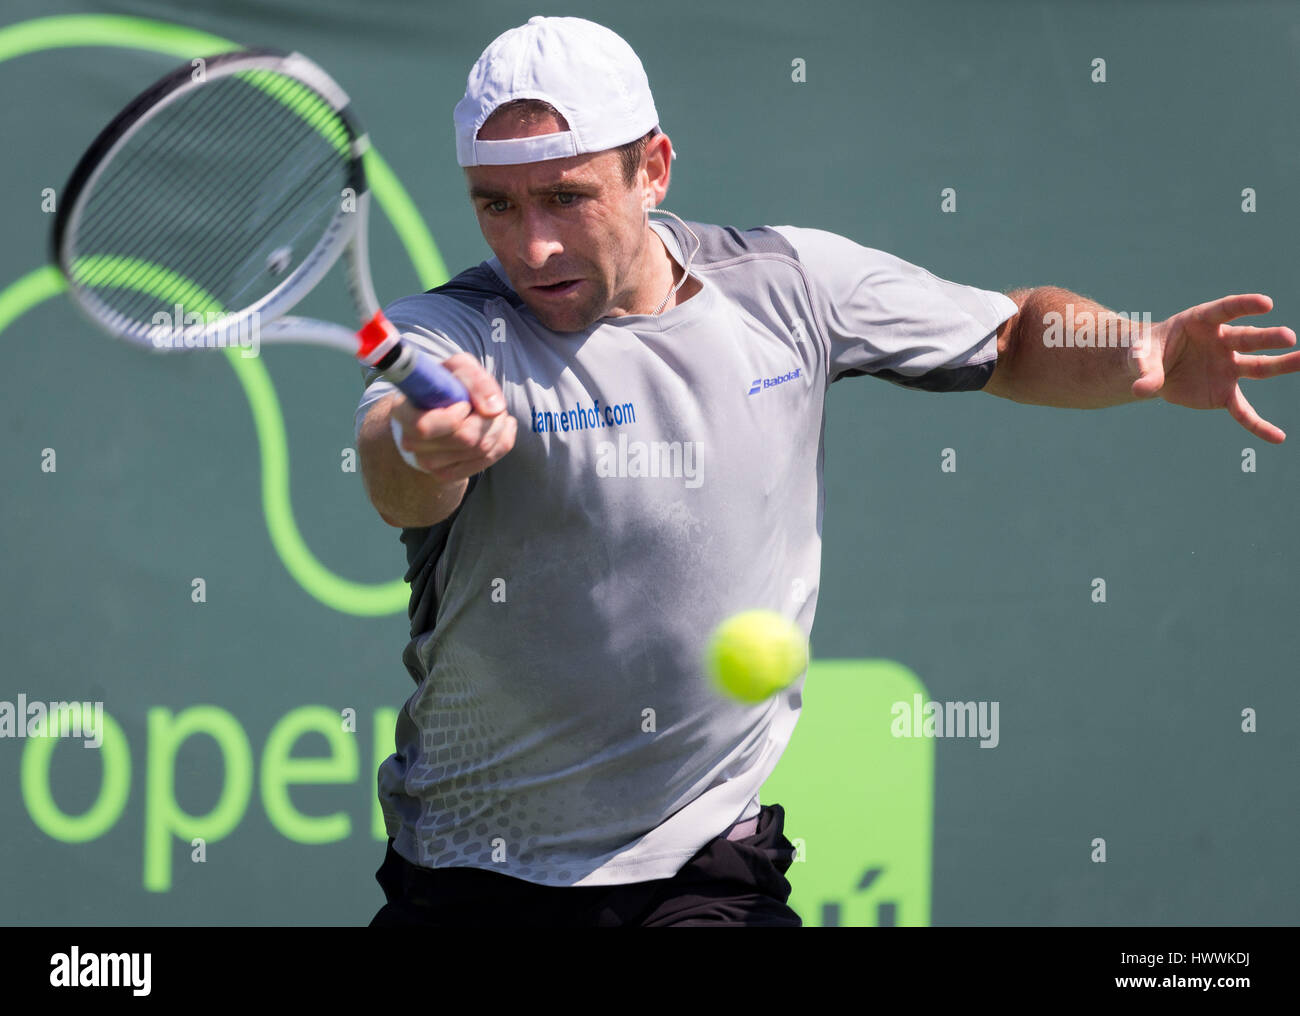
[705, 610, 808, 703]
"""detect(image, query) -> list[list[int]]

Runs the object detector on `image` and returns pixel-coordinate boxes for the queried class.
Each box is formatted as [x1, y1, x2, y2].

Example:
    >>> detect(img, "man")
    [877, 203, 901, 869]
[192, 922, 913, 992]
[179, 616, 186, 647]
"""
[356, 16, 1298, 927]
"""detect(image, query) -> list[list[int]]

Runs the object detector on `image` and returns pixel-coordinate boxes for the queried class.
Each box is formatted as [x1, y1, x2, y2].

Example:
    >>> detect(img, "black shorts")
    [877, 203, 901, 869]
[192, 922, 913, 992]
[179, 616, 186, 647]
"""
[369, 803, 802, 927]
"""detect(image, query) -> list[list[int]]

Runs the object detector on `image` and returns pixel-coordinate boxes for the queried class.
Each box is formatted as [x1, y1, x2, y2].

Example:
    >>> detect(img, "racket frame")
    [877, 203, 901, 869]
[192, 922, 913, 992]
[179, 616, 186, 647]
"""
[51, 48, 467, 409]
[54, 49, 375, 358]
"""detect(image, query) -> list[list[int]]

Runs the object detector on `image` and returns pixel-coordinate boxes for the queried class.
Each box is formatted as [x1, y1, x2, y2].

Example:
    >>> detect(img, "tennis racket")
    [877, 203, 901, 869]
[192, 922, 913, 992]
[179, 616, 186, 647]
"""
[51, 48, 469, 410]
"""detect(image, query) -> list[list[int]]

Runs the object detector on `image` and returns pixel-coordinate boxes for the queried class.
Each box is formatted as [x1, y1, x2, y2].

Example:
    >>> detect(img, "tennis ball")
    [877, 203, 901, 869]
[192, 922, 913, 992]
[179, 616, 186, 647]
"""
[705, 610, 808, 703]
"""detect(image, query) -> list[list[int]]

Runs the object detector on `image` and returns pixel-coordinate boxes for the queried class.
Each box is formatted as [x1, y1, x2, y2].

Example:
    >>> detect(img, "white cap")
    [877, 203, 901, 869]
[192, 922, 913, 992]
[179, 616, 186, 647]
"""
[454, 15, 671, 166]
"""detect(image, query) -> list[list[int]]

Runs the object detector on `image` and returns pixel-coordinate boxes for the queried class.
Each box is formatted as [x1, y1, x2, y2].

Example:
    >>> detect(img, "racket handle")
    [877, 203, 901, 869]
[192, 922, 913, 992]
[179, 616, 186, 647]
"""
[382, 342, 470, 410]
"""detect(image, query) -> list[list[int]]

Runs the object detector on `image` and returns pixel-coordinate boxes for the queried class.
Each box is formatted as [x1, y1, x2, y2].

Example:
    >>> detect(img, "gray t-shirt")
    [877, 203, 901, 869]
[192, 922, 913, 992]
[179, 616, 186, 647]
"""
[355, 217, 1017, 886]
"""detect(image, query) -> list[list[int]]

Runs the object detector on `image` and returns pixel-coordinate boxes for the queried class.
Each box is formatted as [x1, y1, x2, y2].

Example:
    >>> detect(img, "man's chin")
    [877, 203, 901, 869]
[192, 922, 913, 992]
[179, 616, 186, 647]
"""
[526, 295, 601, 332]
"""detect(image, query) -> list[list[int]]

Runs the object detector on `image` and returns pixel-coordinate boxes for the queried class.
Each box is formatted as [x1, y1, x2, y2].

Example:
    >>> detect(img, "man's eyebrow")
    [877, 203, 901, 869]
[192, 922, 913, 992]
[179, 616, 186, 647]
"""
[468, 180, 598, 200]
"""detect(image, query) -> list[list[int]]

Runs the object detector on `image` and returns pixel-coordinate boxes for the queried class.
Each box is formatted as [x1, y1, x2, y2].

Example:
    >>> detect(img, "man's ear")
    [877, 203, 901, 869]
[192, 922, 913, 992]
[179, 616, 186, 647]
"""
[642, 131, 673, 207]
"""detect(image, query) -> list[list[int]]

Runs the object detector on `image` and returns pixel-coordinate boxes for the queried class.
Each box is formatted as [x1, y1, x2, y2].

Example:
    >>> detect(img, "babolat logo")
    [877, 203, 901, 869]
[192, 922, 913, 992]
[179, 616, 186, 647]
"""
[748, 367, 802, 395]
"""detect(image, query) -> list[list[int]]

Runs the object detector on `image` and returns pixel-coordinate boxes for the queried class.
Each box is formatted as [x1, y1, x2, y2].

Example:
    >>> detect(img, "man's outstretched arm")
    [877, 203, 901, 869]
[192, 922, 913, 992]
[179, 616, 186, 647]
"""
[983, 286, 1300, 442]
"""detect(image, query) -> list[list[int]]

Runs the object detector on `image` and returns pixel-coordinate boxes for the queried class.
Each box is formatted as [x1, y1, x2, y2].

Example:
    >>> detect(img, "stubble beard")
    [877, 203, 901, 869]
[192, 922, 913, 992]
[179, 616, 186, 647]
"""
[529, 275, 608, 333]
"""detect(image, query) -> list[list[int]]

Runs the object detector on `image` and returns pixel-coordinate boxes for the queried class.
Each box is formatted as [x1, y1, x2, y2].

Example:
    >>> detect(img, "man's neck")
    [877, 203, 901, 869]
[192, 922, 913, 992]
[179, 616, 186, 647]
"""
[651, 223, 702, 312]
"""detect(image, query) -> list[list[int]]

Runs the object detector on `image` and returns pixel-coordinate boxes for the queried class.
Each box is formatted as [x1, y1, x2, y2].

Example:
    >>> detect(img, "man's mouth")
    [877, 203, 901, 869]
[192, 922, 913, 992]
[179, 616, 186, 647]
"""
[531, 279, 583, 297]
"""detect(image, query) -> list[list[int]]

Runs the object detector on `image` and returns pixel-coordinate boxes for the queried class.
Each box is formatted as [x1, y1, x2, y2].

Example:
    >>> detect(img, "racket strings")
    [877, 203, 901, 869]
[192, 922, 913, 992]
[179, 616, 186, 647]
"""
[79, 77, 298, 285]
[83, 79, 319, 302]
[88, 72, 284, 234]
[81, 77, 345, 317]
[69, 69, 355, 334]
[138, 77, 348, 304]
[80, 70, 338, 261]
[76, 91, 295, 320]
[220, 191, 345, 311]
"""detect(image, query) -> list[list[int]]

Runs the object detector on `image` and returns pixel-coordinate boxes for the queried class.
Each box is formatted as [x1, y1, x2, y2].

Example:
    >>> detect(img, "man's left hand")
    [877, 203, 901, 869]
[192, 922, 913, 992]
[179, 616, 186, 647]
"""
[1132, 293, 1300, 443]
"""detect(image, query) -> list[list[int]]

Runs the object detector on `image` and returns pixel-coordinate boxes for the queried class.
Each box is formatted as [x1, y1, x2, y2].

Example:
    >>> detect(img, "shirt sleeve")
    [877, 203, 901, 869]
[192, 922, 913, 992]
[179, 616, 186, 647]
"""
[353, 293, 484, 446]
[771, 225, 1018, 392]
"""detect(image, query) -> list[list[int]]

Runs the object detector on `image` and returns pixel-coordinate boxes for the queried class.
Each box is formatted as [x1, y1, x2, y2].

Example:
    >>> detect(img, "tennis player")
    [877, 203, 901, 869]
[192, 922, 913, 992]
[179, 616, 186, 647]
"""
[355, 16, 1299, 927]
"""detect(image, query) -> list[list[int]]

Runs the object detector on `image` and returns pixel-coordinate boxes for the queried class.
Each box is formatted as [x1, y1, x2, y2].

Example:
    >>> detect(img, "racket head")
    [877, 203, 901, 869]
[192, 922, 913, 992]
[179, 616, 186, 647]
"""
[51, 49, 370, 354]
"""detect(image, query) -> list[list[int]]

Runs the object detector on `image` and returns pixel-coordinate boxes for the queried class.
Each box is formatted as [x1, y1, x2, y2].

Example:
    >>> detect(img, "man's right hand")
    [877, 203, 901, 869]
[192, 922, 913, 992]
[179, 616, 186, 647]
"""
[390, 352, 517, 482]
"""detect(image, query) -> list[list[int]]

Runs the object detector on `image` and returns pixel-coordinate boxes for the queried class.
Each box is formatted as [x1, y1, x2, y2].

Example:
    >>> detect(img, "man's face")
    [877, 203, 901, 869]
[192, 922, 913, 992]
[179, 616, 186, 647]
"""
[465, 115, 650, 332]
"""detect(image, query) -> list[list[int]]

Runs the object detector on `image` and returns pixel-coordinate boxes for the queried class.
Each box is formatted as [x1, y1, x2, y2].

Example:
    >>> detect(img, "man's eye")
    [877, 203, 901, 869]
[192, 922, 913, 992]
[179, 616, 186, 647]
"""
[554, 192, 577, 206]
[487, 200, 508, 214]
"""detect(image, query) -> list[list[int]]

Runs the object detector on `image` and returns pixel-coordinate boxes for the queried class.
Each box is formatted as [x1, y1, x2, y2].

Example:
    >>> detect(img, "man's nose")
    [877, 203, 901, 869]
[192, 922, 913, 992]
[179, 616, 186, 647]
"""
[518, 206, 563, 270]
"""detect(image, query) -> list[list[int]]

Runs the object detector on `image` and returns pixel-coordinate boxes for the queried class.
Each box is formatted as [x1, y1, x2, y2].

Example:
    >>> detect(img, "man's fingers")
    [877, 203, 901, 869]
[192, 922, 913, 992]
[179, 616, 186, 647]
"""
[462, 409, 514, 458]
[392, 394, 471, 439]
[419, 416, 519, 482]
[1234, 348, 1300, 379]
[403, 406, 517, 475]
[447, 412, 517, 467]
[388, 352, 516, 475]
[1221, 325, 1298, 353]
[420, 398, 514, 452]
[443, 352, 506, 417]
[1227, 385, 1285, 444]
[1190, 293, 1273, 328]
[393, 354, 506, 431]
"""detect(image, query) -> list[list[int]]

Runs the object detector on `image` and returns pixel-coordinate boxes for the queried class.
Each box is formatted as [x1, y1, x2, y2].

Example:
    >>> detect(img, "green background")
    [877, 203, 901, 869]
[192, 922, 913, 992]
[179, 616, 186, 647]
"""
[1, 0, 1296, 926]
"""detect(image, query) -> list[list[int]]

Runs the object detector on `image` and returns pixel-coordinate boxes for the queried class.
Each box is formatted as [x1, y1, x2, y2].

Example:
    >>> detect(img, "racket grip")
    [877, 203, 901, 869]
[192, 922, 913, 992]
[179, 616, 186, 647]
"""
[382, 342, 470, 410]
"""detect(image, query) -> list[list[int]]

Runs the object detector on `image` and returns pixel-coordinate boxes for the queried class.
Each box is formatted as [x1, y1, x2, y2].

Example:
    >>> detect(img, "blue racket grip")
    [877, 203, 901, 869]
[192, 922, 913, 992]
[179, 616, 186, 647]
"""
[383, 342, 470, 410]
